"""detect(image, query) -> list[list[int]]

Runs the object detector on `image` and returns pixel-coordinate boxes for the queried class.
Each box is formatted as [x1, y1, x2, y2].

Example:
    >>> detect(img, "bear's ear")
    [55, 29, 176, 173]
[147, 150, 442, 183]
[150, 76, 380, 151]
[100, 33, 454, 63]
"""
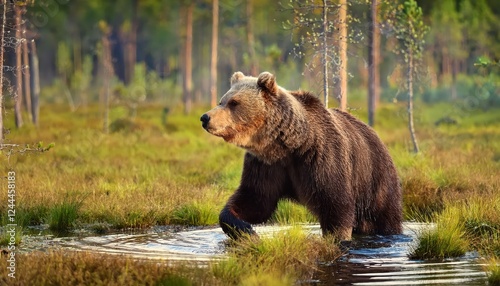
[257, 72, 278, 94]
[230, 72, 245, 85]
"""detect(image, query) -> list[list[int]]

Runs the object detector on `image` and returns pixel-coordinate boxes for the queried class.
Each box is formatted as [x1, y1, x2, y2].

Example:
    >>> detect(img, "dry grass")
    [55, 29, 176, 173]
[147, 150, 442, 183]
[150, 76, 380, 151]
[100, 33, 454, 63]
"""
[0, 250, 215, 286]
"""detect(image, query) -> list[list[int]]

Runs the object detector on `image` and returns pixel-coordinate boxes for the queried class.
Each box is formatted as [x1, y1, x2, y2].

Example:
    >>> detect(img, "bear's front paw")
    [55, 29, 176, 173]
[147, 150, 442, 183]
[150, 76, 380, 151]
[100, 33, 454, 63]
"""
[220, 221, 256, 240]
[219, 206, 257, 239]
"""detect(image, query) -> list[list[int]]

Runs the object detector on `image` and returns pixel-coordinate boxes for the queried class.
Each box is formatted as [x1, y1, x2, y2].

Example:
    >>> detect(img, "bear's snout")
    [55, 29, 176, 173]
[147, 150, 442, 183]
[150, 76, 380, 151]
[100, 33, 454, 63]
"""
[200, 113, 210, 129]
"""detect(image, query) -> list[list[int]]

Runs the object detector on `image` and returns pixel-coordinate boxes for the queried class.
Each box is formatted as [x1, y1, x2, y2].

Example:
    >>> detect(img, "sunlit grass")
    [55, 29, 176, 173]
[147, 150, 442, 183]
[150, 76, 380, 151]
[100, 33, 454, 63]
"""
[270, 199, 317, 225]
[486, 259, 500, 286]
[410, 206, 468, 260]
[171, 202, 219, 226]
[212, 227, 342, 284]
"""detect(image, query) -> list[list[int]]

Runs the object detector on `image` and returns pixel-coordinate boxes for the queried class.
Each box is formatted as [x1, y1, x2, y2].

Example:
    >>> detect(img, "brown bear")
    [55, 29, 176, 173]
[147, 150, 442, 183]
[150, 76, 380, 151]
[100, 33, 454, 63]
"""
[200, 71, 402, 240]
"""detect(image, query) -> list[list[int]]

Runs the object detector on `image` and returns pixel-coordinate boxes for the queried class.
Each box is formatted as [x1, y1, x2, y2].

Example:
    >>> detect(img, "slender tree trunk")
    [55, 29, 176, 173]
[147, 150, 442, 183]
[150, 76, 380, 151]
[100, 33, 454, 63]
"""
[210, 0, 219, 107]
[124, 0, 138, 85]
[338, 0, 348, 111]
[322, 0, 329, 108]
[0, 1, 6, 141]
[246, 0, 257, 76]
[22, 10, 31, 122]
[14, 5, 23, 128]
[407, 51, 419, 153]
[30, 40, 40, 126]
[101, 28, 113, 134]
[368, 0, 380, 127]
[183, 2, 194, 114]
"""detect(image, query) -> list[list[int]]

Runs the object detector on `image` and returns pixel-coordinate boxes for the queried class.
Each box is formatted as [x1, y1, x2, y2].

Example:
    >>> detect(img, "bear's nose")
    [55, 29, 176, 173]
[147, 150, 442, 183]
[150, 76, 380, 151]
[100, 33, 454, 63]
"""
[200, 114, 210, 129]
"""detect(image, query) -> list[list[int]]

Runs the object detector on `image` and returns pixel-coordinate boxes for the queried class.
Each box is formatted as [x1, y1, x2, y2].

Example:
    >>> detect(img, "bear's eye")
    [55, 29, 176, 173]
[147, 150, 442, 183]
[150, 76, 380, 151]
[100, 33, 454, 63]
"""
[227, 100, 239, 108]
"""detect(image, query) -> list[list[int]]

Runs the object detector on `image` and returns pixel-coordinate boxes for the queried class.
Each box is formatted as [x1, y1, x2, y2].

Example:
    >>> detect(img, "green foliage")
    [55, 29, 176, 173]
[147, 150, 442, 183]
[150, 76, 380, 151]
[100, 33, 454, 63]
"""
[56, 42, 72, 77]
[392, 0, 429, 62]
[422, 73, 500, 108]
[71, 55, 94, 105]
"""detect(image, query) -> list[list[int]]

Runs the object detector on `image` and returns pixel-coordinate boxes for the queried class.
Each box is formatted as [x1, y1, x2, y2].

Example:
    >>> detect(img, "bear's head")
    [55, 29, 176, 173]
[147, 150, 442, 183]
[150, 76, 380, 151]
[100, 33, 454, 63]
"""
[201, 71, 308, 162]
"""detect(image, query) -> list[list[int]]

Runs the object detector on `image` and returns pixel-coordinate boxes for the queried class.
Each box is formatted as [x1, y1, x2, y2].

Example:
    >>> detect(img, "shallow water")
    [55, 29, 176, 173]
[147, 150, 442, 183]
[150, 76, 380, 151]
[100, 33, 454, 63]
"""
[22, 223, 488, 285]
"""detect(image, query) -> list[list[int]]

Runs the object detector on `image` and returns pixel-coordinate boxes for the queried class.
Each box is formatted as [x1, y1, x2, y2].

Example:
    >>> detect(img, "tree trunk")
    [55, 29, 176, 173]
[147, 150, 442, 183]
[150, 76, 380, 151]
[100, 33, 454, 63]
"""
[14, 5, 23, 128]
[210, 0, 219, 107]
[101, 27, 113, 134]
[246, 0, 257, 76]
[322, 0, 329, 108]
[22, 9, 31, 122]
[338, 0, 348, 111]
[183, 2, 194, 114]
[368, 0, 380, 127]
[407, 51, 419, 153]
[30, 40, 40, 126]
[0, 1, 6, 141]
[124, 0, 138, 85]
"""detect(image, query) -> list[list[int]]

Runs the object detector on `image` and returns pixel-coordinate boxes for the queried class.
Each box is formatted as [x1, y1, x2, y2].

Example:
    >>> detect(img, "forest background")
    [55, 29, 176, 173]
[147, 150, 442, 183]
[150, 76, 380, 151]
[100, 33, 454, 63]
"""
[1, 0, 499, 123]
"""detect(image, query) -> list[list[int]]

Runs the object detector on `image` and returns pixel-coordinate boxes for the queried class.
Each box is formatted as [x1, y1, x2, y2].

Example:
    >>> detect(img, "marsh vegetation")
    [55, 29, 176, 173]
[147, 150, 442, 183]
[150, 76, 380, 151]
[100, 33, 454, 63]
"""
[0, 98, 498, 284]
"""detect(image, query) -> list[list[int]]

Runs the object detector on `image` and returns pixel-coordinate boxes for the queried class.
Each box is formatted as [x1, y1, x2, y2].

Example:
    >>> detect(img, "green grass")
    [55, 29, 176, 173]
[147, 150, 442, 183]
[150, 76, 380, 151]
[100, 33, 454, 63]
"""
[48, 200, 81, 233]
[171, 203, 219, 226]
[212, 227, 342, 284]
[486, 259, 500, 286]
[270, 199, 317, 225]
[0, 226, 22, 247]
[410, 207, 468, 260]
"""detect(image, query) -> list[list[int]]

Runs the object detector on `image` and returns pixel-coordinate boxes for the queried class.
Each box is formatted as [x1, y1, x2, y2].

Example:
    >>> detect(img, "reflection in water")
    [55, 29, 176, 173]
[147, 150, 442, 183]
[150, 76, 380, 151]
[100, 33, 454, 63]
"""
[47, 223, 487, 285]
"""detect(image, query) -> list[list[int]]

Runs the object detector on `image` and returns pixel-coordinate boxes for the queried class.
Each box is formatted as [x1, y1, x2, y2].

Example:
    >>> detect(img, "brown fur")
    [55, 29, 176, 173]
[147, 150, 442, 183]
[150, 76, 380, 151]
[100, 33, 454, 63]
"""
[201, 71, 402, 240]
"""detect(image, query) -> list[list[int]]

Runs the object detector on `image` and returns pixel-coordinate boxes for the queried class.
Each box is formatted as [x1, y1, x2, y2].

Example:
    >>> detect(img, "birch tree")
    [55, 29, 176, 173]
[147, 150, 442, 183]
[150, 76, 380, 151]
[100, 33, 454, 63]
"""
[0, 0, 6, 142]
[283, 0, 354, 109]
[389, 0, 429, 153]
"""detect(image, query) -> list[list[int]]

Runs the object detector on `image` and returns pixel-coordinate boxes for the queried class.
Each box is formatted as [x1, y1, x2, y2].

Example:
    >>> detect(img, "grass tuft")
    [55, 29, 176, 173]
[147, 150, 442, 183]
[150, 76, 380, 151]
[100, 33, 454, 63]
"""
[270, 199, 317, 225]
[212, 227, 342, 284]
[171, 203, 219, 226]
[486, 259, 500, 286]
[411, 207, 468, 260]
[48, 200, 81, 233]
